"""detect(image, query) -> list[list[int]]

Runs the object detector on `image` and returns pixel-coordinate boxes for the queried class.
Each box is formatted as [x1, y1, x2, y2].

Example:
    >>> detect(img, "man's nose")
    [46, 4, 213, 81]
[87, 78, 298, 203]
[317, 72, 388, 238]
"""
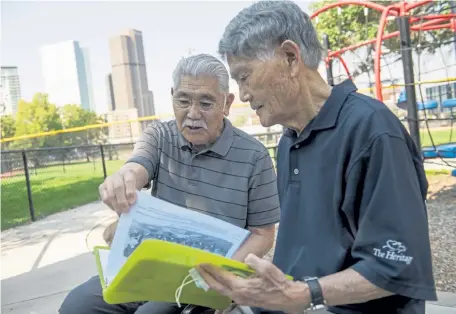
[187, 103, 202, 119]
[239, 87, 251, 103]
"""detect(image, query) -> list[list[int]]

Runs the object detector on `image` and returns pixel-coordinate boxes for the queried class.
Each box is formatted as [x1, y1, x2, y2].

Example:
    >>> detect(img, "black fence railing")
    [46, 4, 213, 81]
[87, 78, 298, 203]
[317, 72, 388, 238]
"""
[0, 143, 135, 230]
[1, 135, 281, 230]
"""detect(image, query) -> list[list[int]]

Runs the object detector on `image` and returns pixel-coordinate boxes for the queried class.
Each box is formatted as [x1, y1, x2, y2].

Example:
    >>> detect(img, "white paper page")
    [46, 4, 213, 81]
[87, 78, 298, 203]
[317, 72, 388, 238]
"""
[106, 191, 251, 280]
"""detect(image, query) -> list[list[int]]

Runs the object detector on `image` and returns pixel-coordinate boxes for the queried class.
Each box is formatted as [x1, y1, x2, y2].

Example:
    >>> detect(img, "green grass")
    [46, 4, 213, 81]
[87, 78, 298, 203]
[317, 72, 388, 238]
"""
[420, 128, 455, 147]
[425, 169, 452, 176]
[1, 159, 125, 230]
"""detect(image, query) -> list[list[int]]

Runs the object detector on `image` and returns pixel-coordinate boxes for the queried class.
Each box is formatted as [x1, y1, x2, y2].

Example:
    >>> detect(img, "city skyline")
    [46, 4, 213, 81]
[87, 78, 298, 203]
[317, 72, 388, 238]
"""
[40, 40, 94, 111]
[1, 1, 265, 116]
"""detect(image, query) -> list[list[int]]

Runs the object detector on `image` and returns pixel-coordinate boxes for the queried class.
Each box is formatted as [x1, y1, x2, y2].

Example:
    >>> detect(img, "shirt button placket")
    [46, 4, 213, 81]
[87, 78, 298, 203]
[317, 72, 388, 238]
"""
[290, 142, 300, 179]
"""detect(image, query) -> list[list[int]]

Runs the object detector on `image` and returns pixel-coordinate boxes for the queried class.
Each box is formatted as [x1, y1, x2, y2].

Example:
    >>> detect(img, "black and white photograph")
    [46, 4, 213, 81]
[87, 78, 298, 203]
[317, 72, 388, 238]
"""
[123, 219, 234, 258]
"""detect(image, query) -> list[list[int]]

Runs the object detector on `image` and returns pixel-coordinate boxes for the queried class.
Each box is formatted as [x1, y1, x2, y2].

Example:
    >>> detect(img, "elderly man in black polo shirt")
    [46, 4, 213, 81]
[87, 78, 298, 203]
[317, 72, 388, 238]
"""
[196, 1, 437, 313]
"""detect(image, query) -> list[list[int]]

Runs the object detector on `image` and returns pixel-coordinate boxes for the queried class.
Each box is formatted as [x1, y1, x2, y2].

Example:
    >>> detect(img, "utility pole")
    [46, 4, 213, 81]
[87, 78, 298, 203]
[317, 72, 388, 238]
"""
[322, 34, 334, 86]
[397, 16, 421, 151]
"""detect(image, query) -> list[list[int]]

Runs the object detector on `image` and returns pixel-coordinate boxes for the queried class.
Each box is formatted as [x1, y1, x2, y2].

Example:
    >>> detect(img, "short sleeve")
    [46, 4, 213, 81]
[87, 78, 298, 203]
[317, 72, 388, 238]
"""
[344, 134, 437, 301]
[125, 122, 162, 182]
[247, 150, 280, 227]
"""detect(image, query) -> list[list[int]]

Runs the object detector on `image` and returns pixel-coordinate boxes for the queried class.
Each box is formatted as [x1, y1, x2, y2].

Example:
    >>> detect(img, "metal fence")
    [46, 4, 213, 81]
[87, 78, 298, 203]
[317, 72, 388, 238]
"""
[0, 143, 135, 229]
[0, 132, 281, 230]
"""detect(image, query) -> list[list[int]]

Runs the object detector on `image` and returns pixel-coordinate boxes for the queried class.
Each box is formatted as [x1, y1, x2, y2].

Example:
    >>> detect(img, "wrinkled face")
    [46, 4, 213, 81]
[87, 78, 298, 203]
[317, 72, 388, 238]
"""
[172, 75, 233, 146]
[227, 49, 301, 128]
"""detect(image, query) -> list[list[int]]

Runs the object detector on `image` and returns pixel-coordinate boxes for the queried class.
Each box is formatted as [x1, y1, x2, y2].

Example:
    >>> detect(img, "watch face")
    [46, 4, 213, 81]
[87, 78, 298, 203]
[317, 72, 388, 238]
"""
[309, 305, 328, 312]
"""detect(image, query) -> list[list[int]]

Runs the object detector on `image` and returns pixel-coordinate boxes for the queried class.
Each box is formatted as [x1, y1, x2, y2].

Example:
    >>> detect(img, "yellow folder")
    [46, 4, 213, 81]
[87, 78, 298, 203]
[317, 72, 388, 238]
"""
[93, 239, 285, 310]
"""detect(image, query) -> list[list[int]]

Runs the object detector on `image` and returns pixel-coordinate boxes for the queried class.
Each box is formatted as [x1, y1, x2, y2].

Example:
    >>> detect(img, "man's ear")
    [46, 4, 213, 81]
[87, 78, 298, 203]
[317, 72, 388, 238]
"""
[280, 40, 301, 78]
[170, 87, 174, 96]
[223, 93, 235, 116]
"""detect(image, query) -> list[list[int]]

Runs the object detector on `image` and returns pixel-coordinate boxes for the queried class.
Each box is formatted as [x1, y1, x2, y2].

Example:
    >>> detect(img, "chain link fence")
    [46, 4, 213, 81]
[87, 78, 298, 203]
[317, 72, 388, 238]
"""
[0, 134, 281, 230]
[0, 143, 134, 230]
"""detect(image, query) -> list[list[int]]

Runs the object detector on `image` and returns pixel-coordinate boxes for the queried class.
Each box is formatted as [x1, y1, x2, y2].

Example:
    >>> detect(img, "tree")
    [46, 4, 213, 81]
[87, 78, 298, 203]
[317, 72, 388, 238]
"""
[1, 115, 16, 150]
[309, 0, 454, 79]
[14, 93, 62, 148]
[59, 104, 107, 146]
[1, 115, 16, 139]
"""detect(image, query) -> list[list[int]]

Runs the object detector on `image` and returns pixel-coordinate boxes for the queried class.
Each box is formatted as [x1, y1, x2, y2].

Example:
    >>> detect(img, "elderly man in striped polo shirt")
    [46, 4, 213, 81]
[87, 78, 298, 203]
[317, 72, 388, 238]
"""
[59, 53, 280, 314]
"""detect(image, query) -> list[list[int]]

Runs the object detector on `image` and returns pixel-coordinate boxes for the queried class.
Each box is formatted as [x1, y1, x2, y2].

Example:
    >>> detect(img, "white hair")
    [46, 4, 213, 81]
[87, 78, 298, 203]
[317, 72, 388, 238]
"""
[172, 53, 230, 94]
[218, 0, 324, 69]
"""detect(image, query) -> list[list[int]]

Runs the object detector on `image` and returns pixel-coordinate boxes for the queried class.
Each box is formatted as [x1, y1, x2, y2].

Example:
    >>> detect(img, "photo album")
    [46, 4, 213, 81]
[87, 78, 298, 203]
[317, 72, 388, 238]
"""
[97, 190, 252, 287]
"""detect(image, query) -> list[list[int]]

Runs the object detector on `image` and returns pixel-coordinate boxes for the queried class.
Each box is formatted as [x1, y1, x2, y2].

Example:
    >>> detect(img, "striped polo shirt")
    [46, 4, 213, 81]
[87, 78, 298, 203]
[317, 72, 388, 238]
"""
[126, 118, 280, 228]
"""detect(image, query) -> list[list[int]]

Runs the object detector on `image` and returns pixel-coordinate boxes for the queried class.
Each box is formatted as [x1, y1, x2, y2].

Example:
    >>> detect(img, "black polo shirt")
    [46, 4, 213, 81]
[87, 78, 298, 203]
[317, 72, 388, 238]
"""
[270, 80, 437, 313]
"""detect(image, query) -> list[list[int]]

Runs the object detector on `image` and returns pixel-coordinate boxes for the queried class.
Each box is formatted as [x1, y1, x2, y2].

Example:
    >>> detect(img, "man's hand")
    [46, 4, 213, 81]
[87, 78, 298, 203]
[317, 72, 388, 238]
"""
[197, 254, 308, 314]
[98, 164, 147, 215]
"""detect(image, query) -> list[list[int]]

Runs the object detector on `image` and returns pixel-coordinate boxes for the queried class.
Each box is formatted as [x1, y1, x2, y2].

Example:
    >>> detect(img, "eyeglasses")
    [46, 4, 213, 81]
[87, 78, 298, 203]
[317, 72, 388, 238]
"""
[172, 98, 218, 111]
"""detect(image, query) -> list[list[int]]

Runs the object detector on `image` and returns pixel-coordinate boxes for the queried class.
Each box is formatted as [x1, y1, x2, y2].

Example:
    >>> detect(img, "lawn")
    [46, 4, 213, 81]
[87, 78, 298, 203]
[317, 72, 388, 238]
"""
[420, 128, 455, 147]
[1, 159, 125, 230]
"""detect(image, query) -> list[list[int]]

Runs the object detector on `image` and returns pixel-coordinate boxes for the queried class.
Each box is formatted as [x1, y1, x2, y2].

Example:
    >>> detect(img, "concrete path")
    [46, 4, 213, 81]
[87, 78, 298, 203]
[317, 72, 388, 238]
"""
[2, 201, 456, 314]
[1, 201, 117, 313]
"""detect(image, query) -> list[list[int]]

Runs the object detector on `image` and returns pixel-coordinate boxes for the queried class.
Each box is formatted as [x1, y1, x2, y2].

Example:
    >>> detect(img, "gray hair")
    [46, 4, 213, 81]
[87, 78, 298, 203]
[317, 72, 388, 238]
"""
[218, 0, 323, 69]
[172, 53, 230, 94]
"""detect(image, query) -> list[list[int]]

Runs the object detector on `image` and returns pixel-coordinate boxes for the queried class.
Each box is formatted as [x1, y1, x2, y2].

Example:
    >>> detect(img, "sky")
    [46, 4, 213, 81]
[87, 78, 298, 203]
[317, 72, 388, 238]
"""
[2, 1, 312, 116]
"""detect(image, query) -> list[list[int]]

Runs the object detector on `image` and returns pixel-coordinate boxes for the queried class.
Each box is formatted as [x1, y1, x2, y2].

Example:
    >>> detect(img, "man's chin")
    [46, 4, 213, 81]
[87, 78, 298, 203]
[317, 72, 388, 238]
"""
[258, 115, 273, 128]
[183, 133, 209, 146]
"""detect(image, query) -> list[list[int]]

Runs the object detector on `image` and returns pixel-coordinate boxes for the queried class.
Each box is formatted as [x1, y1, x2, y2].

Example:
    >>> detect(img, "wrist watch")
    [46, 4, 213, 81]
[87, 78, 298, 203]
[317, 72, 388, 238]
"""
[302, 276, 327, 312]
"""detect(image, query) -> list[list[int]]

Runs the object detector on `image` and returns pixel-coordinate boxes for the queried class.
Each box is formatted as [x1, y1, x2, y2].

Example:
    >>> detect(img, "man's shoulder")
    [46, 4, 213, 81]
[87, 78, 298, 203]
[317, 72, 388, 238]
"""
[230, 126, 270, 157]
[339, 92, 408, 140]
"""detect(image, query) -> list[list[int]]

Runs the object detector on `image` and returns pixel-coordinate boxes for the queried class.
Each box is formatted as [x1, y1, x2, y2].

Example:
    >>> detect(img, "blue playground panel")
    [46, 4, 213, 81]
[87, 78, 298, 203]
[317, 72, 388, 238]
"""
[452, 168, 456, 177]
[422, 143, 456, 159]
[436, 143, 456, 158]
[397, 90, 439, 110]
[442, 98, 456, 108]
[422, 146, 439, 158]
[417, 100, 438, 110]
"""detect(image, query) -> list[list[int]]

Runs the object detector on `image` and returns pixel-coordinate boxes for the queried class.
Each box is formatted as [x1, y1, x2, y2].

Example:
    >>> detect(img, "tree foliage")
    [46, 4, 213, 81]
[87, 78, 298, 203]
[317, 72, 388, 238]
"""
[1, 115, 16, 139]
[1, 115, 16, 149]
[14, 93, 63, 148]
[59, 104, 107, 146]
[2, 92, 106, 149]
[309, 0, 455, 77]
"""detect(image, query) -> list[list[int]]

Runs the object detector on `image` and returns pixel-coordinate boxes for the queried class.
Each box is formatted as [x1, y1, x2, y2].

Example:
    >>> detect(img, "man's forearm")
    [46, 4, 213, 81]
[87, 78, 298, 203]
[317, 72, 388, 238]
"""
[231, 225, 275, 262]
[121, 162, 150, 190]
[287, 268, 392, 313]
[318, 268, 393, 305]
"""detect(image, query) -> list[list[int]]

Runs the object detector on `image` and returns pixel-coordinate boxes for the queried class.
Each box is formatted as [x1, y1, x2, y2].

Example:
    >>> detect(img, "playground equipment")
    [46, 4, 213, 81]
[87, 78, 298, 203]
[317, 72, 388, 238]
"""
[311, 0, 456, 175]
[396, 89, 439, 111]
[311, 0, 456, 103]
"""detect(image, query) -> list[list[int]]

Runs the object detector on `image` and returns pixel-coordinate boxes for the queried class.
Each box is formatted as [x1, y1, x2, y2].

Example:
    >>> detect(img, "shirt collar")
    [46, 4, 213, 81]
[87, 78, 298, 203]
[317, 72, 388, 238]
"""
[177, 118, 234, 156]
[284, 79, 358, 138]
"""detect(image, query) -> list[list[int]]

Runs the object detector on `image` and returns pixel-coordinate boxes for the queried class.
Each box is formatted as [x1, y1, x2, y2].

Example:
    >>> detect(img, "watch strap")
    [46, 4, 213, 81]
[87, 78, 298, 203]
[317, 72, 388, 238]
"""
[303, 277, 325, 308]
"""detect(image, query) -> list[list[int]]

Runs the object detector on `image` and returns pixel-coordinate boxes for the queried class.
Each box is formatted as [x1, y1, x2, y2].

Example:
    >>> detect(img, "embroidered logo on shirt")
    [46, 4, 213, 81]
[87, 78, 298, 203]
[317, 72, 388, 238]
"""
[373, 240, 413, 265]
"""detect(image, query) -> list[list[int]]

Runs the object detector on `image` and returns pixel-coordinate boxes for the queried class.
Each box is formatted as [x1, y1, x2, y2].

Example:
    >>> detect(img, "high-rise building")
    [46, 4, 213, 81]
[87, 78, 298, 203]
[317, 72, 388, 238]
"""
[40, 40, 93, 111]
[109, 29, 155, 122]
[81, 48, 95, 112]
[0, 66, 21, 116]
[106, 73, 116, 111]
